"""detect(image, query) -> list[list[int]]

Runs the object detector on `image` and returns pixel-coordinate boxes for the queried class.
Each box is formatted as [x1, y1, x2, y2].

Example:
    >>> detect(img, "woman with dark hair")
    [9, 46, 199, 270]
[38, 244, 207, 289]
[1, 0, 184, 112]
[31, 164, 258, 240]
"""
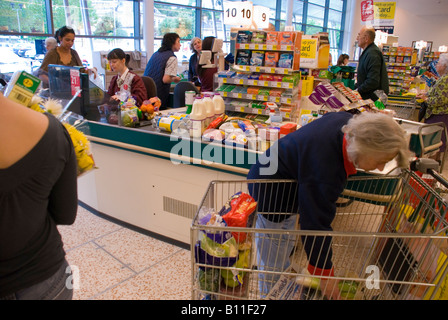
[337, 54, 350, 66]
[197, 36, 218, 92]
[106, 48, 147, 106]
[0, 92, 78, 300]
[38, 26, 84, 87]
[143, 32, 181, 109]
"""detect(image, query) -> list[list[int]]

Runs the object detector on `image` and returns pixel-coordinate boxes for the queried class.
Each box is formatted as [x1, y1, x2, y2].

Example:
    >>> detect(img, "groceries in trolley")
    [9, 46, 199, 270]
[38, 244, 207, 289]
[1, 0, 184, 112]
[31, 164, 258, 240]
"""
[194, 192, 257, 300]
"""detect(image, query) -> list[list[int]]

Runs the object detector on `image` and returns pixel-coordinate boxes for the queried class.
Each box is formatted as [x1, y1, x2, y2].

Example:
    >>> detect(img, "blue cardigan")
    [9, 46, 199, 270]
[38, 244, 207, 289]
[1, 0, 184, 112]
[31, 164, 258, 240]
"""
[248, 112, 356, 273]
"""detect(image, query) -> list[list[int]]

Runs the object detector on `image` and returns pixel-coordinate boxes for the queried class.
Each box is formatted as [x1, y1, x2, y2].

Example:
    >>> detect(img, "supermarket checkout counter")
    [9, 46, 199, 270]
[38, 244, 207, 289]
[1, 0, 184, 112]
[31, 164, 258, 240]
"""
[78, 117, 258, 246]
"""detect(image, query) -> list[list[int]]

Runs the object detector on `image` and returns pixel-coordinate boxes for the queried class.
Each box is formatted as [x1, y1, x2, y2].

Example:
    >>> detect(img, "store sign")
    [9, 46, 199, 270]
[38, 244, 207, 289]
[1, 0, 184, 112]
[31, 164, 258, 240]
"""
[361, 1, 396, 27]
[70, 69, 81, 97]
[223, 1, 270, 28]
[300, 39, 317, 59]
[373, 2, 396, 27]
[361, 0, 374, 22]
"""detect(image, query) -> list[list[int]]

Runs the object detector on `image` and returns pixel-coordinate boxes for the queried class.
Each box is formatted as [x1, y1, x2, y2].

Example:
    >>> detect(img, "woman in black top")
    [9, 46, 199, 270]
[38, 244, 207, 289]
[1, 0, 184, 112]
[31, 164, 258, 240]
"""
[0, 93, 78, 299]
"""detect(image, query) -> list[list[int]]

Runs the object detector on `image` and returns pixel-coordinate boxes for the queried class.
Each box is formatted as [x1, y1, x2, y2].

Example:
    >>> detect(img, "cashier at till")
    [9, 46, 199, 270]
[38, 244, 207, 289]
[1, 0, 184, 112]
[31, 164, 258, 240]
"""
[106, 48, 147, 107]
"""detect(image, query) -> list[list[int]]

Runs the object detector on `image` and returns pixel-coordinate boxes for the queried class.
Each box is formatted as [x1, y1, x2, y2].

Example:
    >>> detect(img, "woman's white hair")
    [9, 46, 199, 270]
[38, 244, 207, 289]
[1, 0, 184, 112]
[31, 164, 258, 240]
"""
[438, 53, 448, 70]
[342, 112, 410, 168]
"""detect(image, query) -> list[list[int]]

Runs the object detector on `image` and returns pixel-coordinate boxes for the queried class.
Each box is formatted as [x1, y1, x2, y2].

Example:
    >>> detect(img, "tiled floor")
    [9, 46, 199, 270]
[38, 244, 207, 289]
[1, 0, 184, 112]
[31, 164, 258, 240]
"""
[57, 205, 192, 300]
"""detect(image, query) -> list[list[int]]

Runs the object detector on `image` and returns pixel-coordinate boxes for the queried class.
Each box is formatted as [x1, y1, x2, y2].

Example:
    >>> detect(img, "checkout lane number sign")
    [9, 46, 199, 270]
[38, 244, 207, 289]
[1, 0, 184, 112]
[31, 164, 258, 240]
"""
[223, 1, 270, 29]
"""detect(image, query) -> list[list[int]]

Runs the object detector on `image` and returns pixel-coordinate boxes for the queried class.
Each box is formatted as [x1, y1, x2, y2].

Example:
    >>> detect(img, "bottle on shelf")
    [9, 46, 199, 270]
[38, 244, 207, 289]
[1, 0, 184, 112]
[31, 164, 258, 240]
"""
[190, 96, 206, 139]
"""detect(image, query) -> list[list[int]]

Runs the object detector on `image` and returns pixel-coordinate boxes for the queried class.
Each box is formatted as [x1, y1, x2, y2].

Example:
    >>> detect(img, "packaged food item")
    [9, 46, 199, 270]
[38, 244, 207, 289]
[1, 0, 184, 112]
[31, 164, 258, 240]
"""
[247, 87, 259, 95]
[269, 88, 284, 97]
[236, 50, 251, 65]
[264, 51, 279, 67]
[251, 31, 266, 43]
[250, 51, 265, 66]
[278, 53, 293, 68]
[4, 70, 41, 107]
[279, 31, 296, 45]
[237, 30, 252, 43]
[202, 128, 225, 142]
[280, 123, 297, 138]
[219, 192, 257, 243]
[266, 31, 279, 45]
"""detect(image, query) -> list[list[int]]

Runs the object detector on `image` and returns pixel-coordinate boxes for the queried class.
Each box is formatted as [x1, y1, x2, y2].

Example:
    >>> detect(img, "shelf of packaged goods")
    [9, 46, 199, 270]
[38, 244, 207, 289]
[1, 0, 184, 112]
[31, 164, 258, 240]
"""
[217, 76, 296, 89]
[225, 104, 292, 120]
[383, 52, 413, 57]
[386, 62, 412, 67]
[219, 90, 296, 105]
[232, 64, 298, 75]
[235, 43, 295, 52]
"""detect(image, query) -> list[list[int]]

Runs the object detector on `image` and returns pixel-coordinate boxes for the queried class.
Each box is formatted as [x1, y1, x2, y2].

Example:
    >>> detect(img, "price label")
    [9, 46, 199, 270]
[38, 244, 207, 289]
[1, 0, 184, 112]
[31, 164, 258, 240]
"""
[223, 1, 253, 26]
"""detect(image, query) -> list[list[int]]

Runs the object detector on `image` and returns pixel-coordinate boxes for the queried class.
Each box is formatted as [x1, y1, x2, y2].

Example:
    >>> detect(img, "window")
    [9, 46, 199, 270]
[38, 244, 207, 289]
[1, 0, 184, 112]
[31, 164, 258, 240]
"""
[0, 0, 347, 78]
[290, 0, 346, 62]
[0, 0, 142, 76]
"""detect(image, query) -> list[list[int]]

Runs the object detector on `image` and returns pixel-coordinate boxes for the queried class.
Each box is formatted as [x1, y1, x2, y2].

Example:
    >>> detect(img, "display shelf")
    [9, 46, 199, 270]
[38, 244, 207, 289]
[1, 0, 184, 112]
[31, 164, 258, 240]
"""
[217, 76, 296, 89]
[225, 104, 292, 119]
[235, 43, 295, 51]
[220, 90, 295, 105]
[232, 64, 295, 75]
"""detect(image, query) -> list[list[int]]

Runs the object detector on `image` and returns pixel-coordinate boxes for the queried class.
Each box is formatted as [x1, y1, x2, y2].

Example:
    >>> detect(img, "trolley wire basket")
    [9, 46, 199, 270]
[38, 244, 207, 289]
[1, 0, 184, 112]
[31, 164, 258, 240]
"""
[191, 170, 448, 300]
[386, 95, 418, 121]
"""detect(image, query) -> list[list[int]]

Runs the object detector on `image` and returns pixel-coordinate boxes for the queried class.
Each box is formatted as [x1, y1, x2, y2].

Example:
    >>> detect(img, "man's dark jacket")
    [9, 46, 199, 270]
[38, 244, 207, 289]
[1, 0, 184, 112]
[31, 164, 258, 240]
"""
[356, 42, 389, 101]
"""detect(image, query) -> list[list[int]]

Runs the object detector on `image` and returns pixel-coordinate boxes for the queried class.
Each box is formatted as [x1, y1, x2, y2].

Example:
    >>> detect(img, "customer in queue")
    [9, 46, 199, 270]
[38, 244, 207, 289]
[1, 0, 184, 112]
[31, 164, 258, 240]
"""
[337, 54, 350, 66]
[144, 32, 181, 109]
[419, 53, 448, 160]
[38, 26, 84, 87]
[355, 26, 389, 101]
[197, 36, 218, 92]
[188, 37, 202, 87]
[107, 48, 147, 107]
[247, 111, 410, 299]
[0, 92, 78, 300]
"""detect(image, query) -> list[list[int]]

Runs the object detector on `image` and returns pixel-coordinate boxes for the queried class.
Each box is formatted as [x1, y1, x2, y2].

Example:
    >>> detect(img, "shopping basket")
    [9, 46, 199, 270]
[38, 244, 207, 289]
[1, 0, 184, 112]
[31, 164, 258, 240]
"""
[191, 170, 448, 300]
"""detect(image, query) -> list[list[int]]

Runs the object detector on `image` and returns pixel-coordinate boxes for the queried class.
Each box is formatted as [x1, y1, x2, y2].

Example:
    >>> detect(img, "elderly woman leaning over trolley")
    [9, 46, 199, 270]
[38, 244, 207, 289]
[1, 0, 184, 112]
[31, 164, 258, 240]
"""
[247, 111, 410, 300]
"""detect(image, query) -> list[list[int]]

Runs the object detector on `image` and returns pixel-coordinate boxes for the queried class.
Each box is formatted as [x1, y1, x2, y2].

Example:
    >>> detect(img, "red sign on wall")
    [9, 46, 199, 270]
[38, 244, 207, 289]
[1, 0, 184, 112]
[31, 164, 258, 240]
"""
[361, 0, 374, 22]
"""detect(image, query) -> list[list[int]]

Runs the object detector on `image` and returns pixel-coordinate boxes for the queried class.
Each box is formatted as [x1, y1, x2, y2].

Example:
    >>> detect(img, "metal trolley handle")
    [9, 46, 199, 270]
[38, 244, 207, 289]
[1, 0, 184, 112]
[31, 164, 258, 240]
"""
[410, 158, 448, 189]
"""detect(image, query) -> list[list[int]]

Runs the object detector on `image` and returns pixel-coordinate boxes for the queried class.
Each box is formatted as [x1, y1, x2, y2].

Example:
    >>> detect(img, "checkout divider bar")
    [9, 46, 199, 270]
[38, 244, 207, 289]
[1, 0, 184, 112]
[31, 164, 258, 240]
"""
[86, 135, 251, 176]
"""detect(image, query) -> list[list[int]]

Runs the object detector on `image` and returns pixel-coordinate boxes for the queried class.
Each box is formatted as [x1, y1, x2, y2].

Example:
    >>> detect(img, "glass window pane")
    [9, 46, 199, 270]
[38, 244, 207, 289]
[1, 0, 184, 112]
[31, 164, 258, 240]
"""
[305, 25, 323, 35]
[52, 0, 84, 35]
[329, 0, 344, 11]
[202, 0, 222, 10]
[328, 29, 341, 48]
[328, 9, 342, 29]
[293, 0, 304, 24]
[88, 0, 136, 38]
[307, 4, 325, 27]
[154, 4, 195, 39]
[309, 0, 326, 6]
[202, 10, 226, 39]
[0, 0, 48, 33]
[156, 0, 197, 6]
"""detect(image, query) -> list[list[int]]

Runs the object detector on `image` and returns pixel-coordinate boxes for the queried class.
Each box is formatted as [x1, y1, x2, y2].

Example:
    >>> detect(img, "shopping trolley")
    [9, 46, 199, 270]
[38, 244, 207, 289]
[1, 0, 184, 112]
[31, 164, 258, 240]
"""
[191, 168, 448, 300]
[386, 95, 418, 121]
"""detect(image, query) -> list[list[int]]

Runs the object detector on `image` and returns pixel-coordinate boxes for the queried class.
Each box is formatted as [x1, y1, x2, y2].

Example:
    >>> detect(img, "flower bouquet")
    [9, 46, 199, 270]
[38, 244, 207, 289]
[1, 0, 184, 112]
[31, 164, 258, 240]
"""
[29, 94, 96, 177]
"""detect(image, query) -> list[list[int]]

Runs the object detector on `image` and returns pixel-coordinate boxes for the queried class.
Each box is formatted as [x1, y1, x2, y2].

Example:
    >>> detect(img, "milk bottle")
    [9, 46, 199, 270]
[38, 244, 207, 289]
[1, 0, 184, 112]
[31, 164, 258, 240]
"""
[190, 96, 206, 139]
[203, 93, 214, 126]
[212, 92, 225, 118]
